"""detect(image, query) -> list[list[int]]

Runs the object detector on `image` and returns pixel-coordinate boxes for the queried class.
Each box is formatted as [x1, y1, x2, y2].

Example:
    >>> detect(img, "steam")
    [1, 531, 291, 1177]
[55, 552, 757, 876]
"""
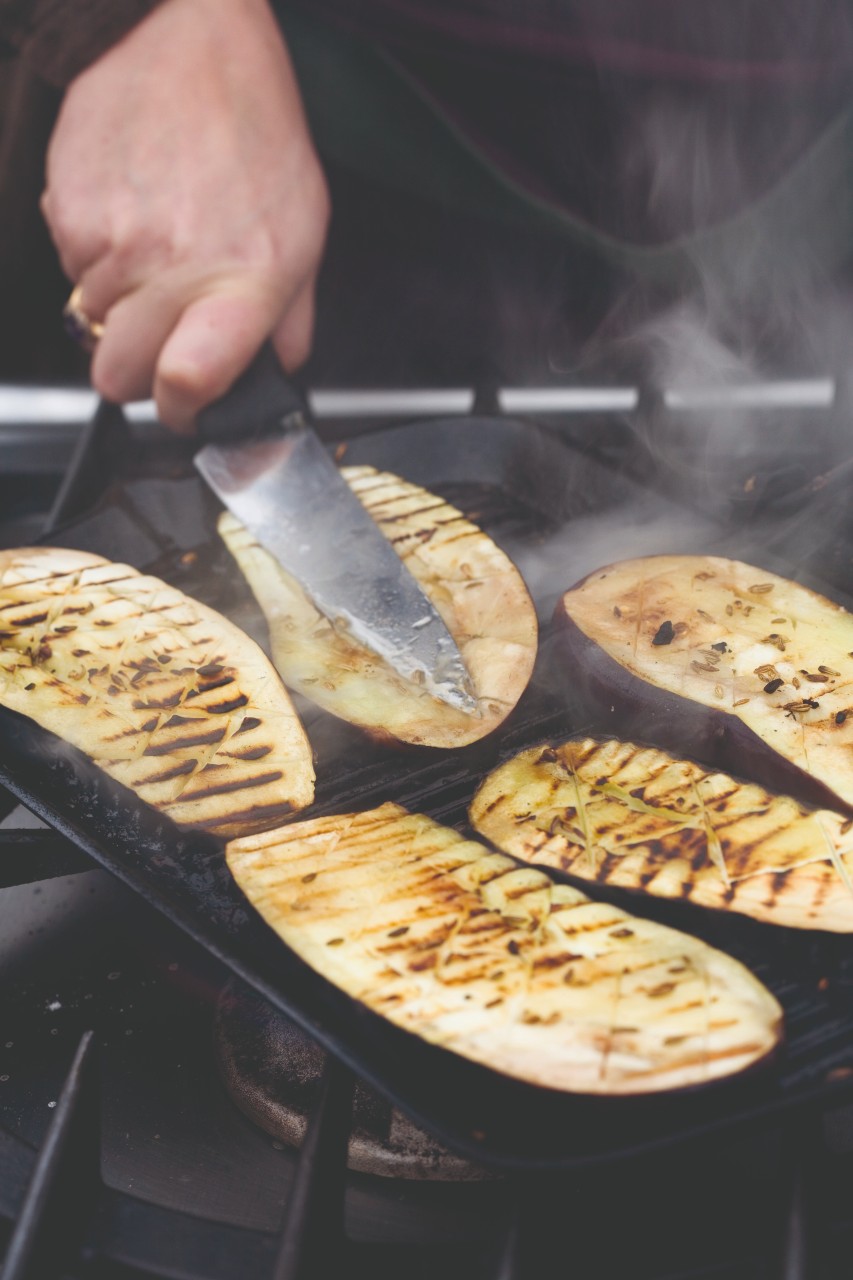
[514, 494, 722, 623]
[576, 28, 853, 513]
[621, 289, 853, 517]
[518, 29, 853, 609]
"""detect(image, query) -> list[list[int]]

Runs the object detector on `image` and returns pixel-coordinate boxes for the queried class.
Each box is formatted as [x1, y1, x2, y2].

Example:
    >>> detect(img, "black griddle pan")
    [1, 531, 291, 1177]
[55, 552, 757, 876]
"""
[3, 408, 853, 1172]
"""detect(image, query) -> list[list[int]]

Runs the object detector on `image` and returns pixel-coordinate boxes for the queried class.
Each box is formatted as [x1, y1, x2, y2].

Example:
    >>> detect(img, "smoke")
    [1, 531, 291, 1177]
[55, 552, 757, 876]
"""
[514, 23, 853, 613]
[567, 19, 853, 514]
[514, 492, 722, 623]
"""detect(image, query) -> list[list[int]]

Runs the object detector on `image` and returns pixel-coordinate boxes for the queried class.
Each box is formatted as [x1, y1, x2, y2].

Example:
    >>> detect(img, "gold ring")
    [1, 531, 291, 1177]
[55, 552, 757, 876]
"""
[62, 284, 104, 351]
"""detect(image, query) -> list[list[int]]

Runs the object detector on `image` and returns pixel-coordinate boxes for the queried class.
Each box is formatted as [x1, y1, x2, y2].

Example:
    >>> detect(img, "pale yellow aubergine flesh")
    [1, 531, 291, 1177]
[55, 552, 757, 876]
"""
[0, 547, 314, 836]
[561, 555, 853, 810]
[470, 737, 853, 932]
[218, 466, 538, 747]
[226, 802, 781, 1095]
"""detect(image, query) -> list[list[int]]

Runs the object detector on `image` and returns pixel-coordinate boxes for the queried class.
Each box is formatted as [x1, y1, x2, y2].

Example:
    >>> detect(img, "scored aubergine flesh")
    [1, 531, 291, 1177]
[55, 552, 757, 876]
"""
[470, 736, 853, 932]
[226, 802, 782, 1096]
[0, 547, 314, 836]
[556, 555, 853, 817]
[218, 465, 538, 747]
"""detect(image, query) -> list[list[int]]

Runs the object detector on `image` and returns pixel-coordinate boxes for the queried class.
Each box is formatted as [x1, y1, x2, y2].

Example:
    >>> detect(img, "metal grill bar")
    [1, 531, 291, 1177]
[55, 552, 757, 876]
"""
[498, 386, 639, 414]
[492, 1201, 522, 1280]
[0, 1031, 99, 1280]
[273, 1054, 355, 1280]
[309, 389, 475, 418]
[775, 1115, 820, 1280]
[665, 379, 835, 411]
[44, 402, 128, 535]
[0, 387, 98, 425]
[780, 1171, 810, 1280]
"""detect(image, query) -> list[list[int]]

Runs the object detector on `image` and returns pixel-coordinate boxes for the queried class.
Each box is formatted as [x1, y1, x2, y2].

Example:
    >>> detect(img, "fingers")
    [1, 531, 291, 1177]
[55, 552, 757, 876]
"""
[84, 267, 318, 430]
[40, 186, 110, 286]
[89, 283, 184, 404]
[75, 246, 152, 323]
[153, 287, 283, 432]
[40, 0, 330, 435]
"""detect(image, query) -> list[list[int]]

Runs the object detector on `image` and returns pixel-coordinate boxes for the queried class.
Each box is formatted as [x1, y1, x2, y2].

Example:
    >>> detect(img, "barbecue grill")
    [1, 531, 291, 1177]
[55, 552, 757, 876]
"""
[3, 354, 853, 1278]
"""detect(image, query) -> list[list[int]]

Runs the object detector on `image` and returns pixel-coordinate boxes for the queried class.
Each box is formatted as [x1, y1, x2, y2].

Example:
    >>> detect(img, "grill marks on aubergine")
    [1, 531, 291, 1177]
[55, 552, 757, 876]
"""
[469, 737, 853, 932]
[217, 464, 539, 748]
[225, 803, 782, 1095]
[0, 548, 314, 836]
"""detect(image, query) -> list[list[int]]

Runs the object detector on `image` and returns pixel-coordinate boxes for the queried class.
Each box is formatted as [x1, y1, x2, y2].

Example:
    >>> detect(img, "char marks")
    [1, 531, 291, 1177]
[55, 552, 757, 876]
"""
[218, 464, 538, 748]
[470, 736, 853, 932]
[0, 547, 314, 837]
[560, 554, 853, 816]
[226, 803, 781, 1095]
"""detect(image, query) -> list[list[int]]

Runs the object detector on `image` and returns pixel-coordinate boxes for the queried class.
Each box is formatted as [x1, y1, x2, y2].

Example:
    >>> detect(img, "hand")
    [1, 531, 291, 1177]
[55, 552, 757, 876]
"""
[41, 0, 330, 432]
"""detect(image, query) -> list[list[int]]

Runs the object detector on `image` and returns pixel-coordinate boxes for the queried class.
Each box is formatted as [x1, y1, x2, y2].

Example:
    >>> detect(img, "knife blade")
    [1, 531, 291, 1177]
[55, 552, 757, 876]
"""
[194, 346, 477, 713]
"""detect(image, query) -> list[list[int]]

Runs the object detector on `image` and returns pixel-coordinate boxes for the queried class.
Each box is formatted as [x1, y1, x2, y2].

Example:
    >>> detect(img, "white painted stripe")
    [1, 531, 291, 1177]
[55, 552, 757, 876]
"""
[308, 388, 475, 418]
[0, 387, 98, 424]
[0, 378, 837, 428]
[123, 400, 159, 423]
[498, 387, 640, 413]
[664, 379, 835, 410]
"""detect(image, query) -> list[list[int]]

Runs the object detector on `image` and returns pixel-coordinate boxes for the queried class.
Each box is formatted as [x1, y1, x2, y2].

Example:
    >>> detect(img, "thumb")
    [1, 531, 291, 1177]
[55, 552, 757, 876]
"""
[271, 279, 317, 374]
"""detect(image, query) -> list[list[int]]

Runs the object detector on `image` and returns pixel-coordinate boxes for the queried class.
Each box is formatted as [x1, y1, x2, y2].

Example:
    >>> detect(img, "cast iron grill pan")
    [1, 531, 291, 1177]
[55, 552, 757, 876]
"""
[1, 412, 852, 1171]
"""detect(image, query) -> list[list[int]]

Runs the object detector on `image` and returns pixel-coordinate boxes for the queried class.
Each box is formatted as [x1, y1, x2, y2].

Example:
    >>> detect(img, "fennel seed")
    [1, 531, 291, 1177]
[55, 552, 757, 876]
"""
[762, 634, 787, 651]
[652, 620, 675, 646]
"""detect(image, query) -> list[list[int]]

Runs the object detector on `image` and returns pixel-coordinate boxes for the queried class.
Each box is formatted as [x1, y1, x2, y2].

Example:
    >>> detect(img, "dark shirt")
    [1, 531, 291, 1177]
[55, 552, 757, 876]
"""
[300, 1, 853, 241]
[4, 1, 852, 93]
[308, 0, 853, 85]
[0, 0, 160, 85]
[0, 1, 850, 308]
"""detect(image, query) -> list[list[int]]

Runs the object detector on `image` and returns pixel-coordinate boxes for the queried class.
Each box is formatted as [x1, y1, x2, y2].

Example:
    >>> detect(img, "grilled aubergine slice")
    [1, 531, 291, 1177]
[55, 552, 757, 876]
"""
[470, 737, 853, 932]
[0, 547, 314, 836]
[556, 555, 853, 817]
[218, 466, 537, 747]
[226, 802, 781, 1095]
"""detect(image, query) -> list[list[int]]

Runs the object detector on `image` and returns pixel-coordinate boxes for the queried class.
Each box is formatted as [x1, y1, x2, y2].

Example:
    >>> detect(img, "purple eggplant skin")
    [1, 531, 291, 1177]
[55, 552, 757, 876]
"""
[551, 599, 853, 822]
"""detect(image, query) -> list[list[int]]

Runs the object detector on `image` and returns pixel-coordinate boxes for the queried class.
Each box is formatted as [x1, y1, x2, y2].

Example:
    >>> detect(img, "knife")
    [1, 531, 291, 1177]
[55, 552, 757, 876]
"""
[194, 345, 477, 713]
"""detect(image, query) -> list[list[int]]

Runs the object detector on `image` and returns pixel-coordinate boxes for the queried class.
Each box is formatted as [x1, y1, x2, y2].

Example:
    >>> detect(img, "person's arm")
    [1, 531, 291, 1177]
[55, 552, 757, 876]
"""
[39, 0, 330, 431]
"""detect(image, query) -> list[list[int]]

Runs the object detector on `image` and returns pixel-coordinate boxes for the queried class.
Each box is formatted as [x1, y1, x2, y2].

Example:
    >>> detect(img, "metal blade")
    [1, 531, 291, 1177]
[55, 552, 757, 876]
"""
[195, 419, 477, 712]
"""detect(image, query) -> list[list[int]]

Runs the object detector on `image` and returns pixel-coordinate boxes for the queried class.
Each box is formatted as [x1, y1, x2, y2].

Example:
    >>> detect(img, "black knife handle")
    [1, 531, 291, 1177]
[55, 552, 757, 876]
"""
[196, 343, 307, 444]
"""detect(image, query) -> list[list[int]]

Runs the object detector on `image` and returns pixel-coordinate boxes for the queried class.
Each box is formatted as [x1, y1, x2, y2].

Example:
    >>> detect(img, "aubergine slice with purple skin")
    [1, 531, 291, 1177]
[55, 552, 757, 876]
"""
[470, 737, 853, 932]
[553, 555, 853, 819]
[226, 802, 782, 1096]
